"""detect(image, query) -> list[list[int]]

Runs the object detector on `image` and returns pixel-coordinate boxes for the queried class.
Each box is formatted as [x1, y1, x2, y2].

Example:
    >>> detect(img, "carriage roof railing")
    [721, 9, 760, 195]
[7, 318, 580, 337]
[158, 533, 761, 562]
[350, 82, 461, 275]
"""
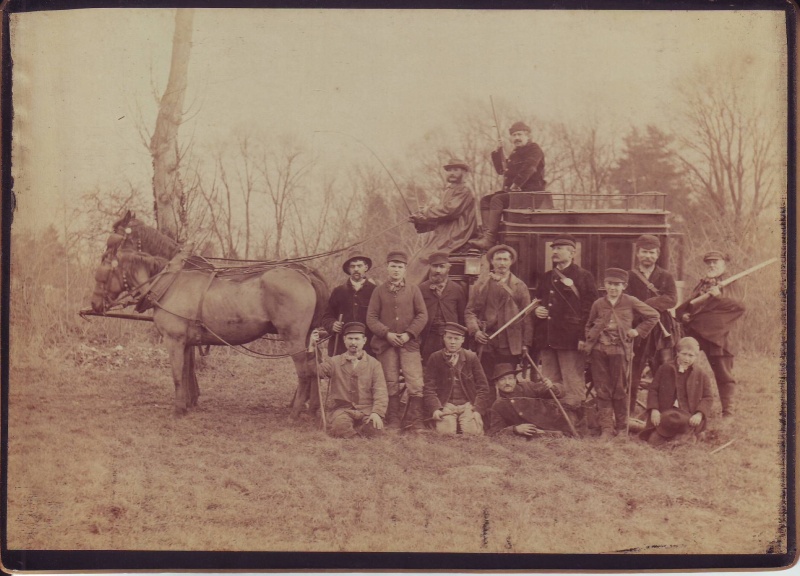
[505, 191, 668, 213]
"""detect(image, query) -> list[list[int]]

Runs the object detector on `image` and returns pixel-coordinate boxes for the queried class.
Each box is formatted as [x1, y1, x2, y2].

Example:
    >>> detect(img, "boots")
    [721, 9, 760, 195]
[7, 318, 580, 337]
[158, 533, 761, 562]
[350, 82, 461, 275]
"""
[385, 394, 402, 430]
[402, 395, 426, 433]
[563, 406, 585, 438]
[718, 382, 735, 418]
[468, 207, 502, 251]
[597, 400, 615, 440]
[613, 398, 629, 440]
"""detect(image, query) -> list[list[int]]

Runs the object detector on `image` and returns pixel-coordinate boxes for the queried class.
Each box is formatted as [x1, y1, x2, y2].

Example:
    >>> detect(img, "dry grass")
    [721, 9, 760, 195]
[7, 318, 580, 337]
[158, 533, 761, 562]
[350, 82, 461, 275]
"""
[6, 335, 787, 555]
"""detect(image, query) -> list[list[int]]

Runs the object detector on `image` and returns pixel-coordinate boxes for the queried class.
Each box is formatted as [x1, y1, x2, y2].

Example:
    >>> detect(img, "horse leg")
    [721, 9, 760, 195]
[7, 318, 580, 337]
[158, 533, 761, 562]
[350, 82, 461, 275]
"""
[165, 338, 190, 416]
[185, 346, 200, 407]
[288, 348, 316, 420]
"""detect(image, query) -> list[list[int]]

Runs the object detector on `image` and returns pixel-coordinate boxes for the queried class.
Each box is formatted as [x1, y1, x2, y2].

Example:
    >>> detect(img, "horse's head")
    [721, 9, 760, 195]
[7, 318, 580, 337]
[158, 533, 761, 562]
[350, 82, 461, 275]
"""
[90, 249, 168, 313]
[107, 210, 182, 260]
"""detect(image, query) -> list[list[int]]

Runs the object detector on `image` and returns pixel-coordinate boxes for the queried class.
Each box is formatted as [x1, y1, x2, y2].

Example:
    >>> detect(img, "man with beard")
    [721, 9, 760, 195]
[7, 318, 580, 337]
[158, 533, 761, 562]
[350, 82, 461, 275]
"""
[487, 364, 575, 437]
[534, 235, 598, 426]
[675, 251, 746, 418]
[465, 244, 532, 404]
[469, 121, 550, 251]
[321, 250, 377, 357]
[311, 322, 388, 438]
[422, 322, 491, 435]
[407, 159, 477, 284]
[366, 250, 429, 431]
[625, 234, 678, 414]
[418, 251, 467, 363]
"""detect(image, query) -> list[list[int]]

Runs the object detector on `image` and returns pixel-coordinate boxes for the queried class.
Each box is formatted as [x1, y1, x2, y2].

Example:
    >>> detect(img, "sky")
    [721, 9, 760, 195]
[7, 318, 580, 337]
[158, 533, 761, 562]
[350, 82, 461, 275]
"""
[9, 8, 788, 233]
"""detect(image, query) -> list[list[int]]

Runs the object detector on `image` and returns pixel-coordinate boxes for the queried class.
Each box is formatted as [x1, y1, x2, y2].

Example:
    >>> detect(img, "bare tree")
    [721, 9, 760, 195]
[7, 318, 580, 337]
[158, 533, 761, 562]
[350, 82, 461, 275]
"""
[673, 57, 780, 244]
[150, 8, 194, 241]
[549, 121, 617, 205]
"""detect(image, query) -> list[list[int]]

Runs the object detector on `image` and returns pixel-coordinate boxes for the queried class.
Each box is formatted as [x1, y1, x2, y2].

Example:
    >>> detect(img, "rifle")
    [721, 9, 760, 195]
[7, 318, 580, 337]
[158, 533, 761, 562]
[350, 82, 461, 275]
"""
[685, 257, 779, 308]
[487, 299, 539, 340]
[332, 313, 344, 356]
[490, 96, 506, 172]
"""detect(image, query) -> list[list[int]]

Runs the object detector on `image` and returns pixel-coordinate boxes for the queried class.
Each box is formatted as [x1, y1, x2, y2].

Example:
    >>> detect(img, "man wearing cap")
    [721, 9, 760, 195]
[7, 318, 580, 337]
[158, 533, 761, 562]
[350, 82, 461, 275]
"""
[422, 322, 491, 435]
[321, 251, 378, 358]
[534, 235, 598, 423]
[311, 322, 388, 438]
[487, 363, 575, 437]
[675, 251, 746, 418]
[585, 268, 660, 439]
[639, 336, 714, 446]
[625, 234, 678, 414]
[407, 159, 478, 284]
[418, 252, 467, 363]
[465, 244, 532, 403]
[366, 250, 429, 431]
[469, 121, 550, 251]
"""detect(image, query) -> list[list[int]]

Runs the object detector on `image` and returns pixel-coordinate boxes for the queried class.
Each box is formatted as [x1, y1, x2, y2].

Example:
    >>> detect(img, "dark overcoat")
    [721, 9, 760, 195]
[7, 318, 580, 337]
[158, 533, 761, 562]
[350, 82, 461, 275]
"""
[640, 361, 714, 437]
[465, 273, 532, 355]
[675, 276, 745, 355]
[625, 265, 678, 353]
[491, 141, 545, 191]
[320, 279, 377, 356]
[488, 380, 571, 436]
[534, 263, 598, 350]
[422, 348, 491, 417]
[418, 279, 467, 350]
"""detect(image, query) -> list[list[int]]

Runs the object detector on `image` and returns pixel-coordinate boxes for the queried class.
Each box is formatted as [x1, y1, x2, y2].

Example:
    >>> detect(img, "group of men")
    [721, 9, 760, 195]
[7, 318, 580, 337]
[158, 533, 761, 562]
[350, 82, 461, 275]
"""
[309, 119, 746, 444]
[312, 232, 746, 444]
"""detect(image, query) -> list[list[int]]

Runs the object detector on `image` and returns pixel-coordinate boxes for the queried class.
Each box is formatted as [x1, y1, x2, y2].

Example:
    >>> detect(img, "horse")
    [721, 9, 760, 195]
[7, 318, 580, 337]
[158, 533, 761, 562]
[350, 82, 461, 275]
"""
[90, 211, 330, 418]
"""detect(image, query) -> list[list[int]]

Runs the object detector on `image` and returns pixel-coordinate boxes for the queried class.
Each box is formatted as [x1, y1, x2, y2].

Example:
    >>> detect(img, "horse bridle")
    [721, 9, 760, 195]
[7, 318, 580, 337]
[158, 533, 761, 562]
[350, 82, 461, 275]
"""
[96, 225, 147, 309]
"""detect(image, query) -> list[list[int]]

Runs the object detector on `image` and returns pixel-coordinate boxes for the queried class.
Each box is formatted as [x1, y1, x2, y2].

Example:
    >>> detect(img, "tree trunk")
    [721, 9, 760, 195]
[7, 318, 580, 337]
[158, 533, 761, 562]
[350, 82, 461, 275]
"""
[150, 9, 194, 241]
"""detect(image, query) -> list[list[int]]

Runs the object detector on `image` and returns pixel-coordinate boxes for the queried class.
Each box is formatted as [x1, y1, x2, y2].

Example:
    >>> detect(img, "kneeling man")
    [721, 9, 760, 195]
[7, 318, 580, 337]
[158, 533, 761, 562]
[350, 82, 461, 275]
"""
[488, 364, 575, 437]
[314, 322, 388, 438]
[423, 322, 491, 435]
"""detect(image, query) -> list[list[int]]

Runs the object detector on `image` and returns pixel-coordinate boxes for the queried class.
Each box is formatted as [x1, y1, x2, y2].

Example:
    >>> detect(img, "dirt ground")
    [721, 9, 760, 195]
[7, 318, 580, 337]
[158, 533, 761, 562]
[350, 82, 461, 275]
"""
[6, 341, 787, 554]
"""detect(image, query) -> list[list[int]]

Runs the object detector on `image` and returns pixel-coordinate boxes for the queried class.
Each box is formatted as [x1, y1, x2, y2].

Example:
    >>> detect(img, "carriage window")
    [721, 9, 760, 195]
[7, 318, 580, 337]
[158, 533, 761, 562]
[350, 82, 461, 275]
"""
[603, 239, 635, 271]
[543, 240, 583, 271]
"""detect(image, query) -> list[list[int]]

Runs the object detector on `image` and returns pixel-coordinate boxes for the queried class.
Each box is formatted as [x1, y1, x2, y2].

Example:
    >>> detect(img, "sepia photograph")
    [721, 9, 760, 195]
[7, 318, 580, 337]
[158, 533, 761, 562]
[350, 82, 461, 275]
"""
[2, 2, 794, 571]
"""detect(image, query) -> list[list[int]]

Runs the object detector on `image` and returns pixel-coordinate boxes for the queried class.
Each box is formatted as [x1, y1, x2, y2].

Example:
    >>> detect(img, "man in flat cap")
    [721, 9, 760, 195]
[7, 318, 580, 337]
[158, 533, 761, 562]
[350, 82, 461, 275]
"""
[639, 337, 714, 446]
[585, 268, 659, 439]
[534, 235, 598, 425]
[321, 250, 377, 358]
[407, 159, 478, 284]
[366, 250, 429, 431]
[625, 234, 678, 414]
[487, 364, 574, 437]
[675, 251, 746, 418]
[418, 251, 467, 363]
[311, 322, 388, 438]
[469, 121, 550, 251]
[465, 244, 532, 404]
[422, 322, 491, 435]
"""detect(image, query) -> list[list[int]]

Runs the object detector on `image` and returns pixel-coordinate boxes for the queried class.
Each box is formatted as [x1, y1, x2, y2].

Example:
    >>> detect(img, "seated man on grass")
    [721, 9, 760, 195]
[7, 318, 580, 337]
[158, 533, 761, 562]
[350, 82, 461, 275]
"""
[639, 336, 714, 447]
[487, 363, 577, 438]
[423, 322, 491, 435]
[312, 322, 388, 438]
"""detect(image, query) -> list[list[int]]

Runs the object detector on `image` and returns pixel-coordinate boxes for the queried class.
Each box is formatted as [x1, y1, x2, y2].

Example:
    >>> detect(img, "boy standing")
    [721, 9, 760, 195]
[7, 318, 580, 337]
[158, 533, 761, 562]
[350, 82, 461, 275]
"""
[585, 268, 659, 439]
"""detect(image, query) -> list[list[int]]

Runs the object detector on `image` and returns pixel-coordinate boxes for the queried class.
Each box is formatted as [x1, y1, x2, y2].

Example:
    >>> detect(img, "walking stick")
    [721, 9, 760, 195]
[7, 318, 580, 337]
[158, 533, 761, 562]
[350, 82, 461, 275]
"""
[332, 313, 344, 356]
[523, 351, 580, 438]
[624, 354, 633, 437]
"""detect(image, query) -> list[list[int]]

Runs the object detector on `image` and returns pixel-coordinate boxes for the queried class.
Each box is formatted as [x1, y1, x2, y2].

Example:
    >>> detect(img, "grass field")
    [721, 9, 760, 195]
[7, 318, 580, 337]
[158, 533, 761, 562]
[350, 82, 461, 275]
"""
[6, 336, 787, 554]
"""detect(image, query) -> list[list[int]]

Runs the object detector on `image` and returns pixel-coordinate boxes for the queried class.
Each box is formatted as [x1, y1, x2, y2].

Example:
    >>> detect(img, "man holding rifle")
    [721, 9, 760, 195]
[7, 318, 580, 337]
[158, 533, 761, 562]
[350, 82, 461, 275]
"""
[465, 245, 533, 403]
[625, 234, 678, 415]
[469, 121, 550, 251]
[676, 251, 746, 418]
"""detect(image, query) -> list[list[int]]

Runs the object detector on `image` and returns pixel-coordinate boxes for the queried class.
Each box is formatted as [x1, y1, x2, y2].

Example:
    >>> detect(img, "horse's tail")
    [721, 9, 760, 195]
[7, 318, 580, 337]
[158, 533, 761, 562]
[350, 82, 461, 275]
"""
[299, 264, 330, 337]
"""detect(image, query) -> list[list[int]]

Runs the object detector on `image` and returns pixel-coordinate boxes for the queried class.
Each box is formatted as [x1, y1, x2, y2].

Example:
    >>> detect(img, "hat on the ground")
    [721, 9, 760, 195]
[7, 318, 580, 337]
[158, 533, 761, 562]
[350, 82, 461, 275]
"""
[443, 322, 467, 336]
[509, 121, 531, 134]
[386, 250, 409, 264]
[635, 234, 661, 250]
[551, 234, 577, 249]
[342, 322, 366, 336]
[486, 244, 517, 264]
[703, 250, 729, 262]
[443, 159, 470, 172]
[677, 336, 700, 352]
[491, 363, 519, 382]
[341, 250, 372, 274]
[639, 408, 693, 445]
[604, 268, 629, 283]
[428, 251, 450, 266]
